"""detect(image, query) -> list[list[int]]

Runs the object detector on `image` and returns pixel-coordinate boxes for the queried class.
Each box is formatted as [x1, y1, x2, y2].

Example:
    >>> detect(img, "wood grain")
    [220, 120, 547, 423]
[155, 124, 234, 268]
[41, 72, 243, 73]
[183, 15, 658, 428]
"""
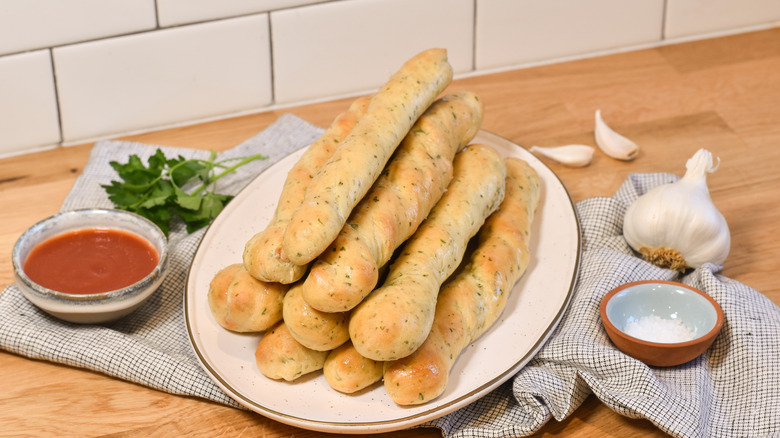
[2, 28, 779, 437]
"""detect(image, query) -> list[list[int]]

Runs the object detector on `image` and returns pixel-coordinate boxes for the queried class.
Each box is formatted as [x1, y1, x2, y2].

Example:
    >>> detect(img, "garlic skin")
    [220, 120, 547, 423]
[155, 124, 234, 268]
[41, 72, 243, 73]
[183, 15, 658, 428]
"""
[595, 110, 639, 161]
[529, 144, 594, 167]
[622, 149, 730, 271]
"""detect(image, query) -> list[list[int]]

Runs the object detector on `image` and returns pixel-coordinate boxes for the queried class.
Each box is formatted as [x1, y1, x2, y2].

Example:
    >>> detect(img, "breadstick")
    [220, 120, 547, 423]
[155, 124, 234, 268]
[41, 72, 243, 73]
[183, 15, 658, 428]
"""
[282, 283, 350, 351]
[323, 341, 383, 394]
[302, 91, 484, 312]
[282, 48, 453, 265]
[207, 263, 289, 332]
[349, 144, 506, 361]
[384, 158, 541, 405]
[243, 96, 371, 284]
[207, 263, 241, 328]
[254, 321, 329, 381]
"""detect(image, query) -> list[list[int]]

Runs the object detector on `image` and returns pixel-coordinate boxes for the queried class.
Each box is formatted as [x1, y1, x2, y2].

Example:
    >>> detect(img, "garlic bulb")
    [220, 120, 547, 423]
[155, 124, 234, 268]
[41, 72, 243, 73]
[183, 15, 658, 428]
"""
[595, 110, 639, 160]
[529, 144, 594, 167]
[623, 149, 730, 271]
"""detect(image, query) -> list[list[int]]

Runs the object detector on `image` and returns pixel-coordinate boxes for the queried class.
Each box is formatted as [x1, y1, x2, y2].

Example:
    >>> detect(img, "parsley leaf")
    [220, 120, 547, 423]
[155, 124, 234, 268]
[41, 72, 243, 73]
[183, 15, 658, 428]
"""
[102, 149, 265, 236]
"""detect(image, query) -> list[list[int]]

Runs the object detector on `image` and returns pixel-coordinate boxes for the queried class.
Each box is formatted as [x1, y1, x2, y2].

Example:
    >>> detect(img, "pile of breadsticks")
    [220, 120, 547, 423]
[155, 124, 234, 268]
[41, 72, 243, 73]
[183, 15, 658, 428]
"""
[207, 48, 541, 406]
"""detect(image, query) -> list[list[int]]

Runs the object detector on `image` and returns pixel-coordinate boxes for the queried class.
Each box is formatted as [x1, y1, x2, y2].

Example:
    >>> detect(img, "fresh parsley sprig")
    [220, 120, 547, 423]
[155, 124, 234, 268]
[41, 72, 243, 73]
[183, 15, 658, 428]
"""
[102, 148, 266, 236]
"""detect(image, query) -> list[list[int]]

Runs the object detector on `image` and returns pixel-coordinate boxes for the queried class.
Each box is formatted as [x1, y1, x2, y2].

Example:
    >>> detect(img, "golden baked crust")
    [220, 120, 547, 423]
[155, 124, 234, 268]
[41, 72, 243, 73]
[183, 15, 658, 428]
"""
[383, 158, 541, 405]
[243, 96, 371, 284]
[282, 48, 453, 265]
[282, 283, 349, 352]
[323, 341, 383, 394]
[207, 263, 288, 333]
[254, 321, 328, 381]
[302, 91, 484, 313]
[349, 144, 507, 362]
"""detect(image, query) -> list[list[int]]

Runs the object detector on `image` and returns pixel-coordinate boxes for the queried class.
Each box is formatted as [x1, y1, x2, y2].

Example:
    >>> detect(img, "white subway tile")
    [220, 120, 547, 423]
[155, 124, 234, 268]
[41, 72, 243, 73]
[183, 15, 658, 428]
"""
[271, 0, 474, 104]
[665, 0, 780, 39]
[0, 51, 61, 157]
[157, 0, 327, 27]
[0, 0, 156, 56]
[475, 0, 665, 70]
[53, 15, 272, 143]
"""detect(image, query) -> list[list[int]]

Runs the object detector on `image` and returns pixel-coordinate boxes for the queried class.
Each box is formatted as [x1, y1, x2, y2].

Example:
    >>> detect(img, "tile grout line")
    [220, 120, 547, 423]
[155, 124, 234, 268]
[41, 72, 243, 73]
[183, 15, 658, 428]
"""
[153, 0, 161, 30]
[661, 0, 669, 40]
[2, 2, 778, 153]
[268, 12, 277, 106]
[48, 49, 65, 147]
[472, 0, 478, 71]
[53, 22, 780, 148]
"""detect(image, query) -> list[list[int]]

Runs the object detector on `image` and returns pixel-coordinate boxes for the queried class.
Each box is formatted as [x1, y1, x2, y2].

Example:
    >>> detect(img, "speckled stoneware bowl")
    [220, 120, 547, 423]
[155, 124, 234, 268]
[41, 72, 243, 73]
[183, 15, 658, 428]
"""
[600, 280, 724, 367]
[12, 208, 168, 324]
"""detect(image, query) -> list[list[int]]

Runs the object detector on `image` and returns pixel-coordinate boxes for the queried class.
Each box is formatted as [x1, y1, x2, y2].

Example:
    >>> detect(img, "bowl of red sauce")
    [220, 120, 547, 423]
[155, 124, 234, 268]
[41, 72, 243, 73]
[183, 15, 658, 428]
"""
[12, 208, 168, 324]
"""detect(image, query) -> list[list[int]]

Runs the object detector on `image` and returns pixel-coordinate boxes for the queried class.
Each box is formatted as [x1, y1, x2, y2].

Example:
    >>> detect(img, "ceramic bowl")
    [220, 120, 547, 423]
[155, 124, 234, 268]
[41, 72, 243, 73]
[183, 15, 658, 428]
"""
[12, 208, 168, 324]
[600, 280, 724, 367]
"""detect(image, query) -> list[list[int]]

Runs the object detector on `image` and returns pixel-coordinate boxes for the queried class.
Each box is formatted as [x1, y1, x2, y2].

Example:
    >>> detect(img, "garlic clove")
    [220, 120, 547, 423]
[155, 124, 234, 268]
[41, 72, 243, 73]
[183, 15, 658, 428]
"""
[594, 109, 639, 161]
[529, 144, 594, 167]
[622, 148, 730, 271]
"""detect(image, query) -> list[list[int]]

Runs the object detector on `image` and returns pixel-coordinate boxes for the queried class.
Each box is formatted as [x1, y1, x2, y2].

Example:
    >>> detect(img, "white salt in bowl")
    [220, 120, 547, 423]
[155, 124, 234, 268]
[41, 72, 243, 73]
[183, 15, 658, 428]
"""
[600, 280, 724, 367]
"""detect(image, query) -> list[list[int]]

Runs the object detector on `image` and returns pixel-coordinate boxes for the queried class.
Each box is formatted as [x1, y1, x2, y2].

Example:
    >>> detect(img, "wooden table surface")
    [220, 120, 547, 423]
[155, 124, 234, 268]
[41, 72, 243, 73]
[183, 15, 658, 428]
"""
[2, 28, 779, 437]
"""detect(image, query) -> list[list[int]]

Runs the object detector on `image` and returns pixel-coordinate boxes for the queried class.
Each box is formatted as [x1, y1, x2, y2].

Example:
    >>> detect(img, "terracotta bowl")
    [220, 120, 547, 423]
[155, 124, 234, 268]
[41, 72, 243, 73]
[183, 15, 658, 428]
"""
[12, 208, 168, 324]
[600, 280, 724, 367]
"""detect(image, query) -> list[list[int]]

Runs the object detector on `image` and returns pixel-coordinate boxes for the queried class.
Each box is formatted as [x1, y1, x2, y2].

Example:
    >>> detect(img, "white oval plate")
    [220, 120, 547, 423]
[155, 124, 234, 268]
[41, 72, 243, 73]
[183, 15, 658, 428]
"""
[185, 130, 581, 434]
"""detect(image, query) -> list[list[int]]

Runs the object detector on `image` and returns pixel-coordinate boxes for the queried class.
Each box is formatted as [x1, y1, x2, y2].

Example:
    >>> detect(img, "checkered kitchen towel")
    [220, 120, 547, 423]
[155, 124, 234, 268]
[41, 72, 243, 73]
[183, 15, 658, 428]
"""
[1, 114, 778, 437]
[427, 173, 780, 438]
[0, 114, 322, 408]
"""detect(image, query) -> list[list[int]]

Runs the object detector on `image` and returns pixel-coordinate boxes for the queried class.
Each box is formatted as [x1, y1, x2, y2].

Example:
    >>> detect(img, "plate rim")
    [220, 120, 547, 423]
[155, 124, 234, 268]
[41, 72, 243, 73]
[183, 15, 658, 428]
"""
[184, 129, 582, 433]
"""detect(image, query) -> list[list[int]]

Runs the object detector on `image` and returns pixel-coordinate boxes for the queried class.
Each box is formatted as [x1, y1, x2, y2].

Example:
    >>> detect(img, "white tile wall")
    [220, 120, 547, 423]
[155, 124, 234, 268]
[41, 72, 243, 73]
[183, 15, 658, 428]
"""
[475, 0, 665, 70]
[0, 0, 778, 156]
[270, 0, 474, 104]
[665, 0, 780, 39]
[0, 0, 156, 56]
[0, 50, 61, 157]
[53, 14, 272, 143]
[156, 0, 326, 27]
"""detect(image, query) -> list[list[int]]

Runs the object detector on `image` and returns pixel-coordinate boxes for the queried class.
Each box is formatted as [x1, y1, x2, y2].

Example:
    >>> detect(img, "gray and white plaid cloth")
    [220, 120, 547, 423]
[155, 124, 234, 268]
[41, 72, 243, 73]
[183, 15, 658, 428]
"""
[1, 114, 778, 437]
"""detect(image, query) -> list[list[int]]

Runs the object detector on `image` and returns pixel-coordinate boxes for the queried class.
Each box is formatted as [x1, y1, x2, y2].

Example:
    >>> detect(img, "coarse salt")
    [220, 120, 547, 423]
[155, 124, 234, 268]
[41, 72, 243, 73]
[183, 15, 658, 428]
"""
[623, 315, 696, 343]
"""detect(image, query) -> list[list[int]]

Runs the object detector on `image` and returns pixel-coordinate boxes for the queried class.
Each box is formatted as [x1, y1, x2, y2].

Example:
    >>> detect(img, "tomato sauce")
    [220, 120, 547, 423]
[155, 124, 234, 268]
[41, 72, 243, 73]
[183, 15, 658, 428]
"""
[23, 228, 159, 294]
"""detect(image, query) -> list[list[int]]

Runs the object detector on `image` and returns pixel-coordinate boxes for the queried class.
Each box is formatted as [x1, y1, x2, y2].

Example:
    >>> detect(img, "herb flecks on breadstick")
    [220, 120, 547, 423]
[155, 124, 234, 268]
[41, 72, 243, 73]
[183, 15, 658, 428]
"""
[243, 96, 371, 284]
[383, 158, 540, 405]
[282, 48, 453, 265]
[282, 283, 350, 352]
[207, 263, 289, 333]
[302, 91, 484, 313]
[349, 144, 506, 362]
[254, 321, 329, 382]
[323, 341, 383, 394]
